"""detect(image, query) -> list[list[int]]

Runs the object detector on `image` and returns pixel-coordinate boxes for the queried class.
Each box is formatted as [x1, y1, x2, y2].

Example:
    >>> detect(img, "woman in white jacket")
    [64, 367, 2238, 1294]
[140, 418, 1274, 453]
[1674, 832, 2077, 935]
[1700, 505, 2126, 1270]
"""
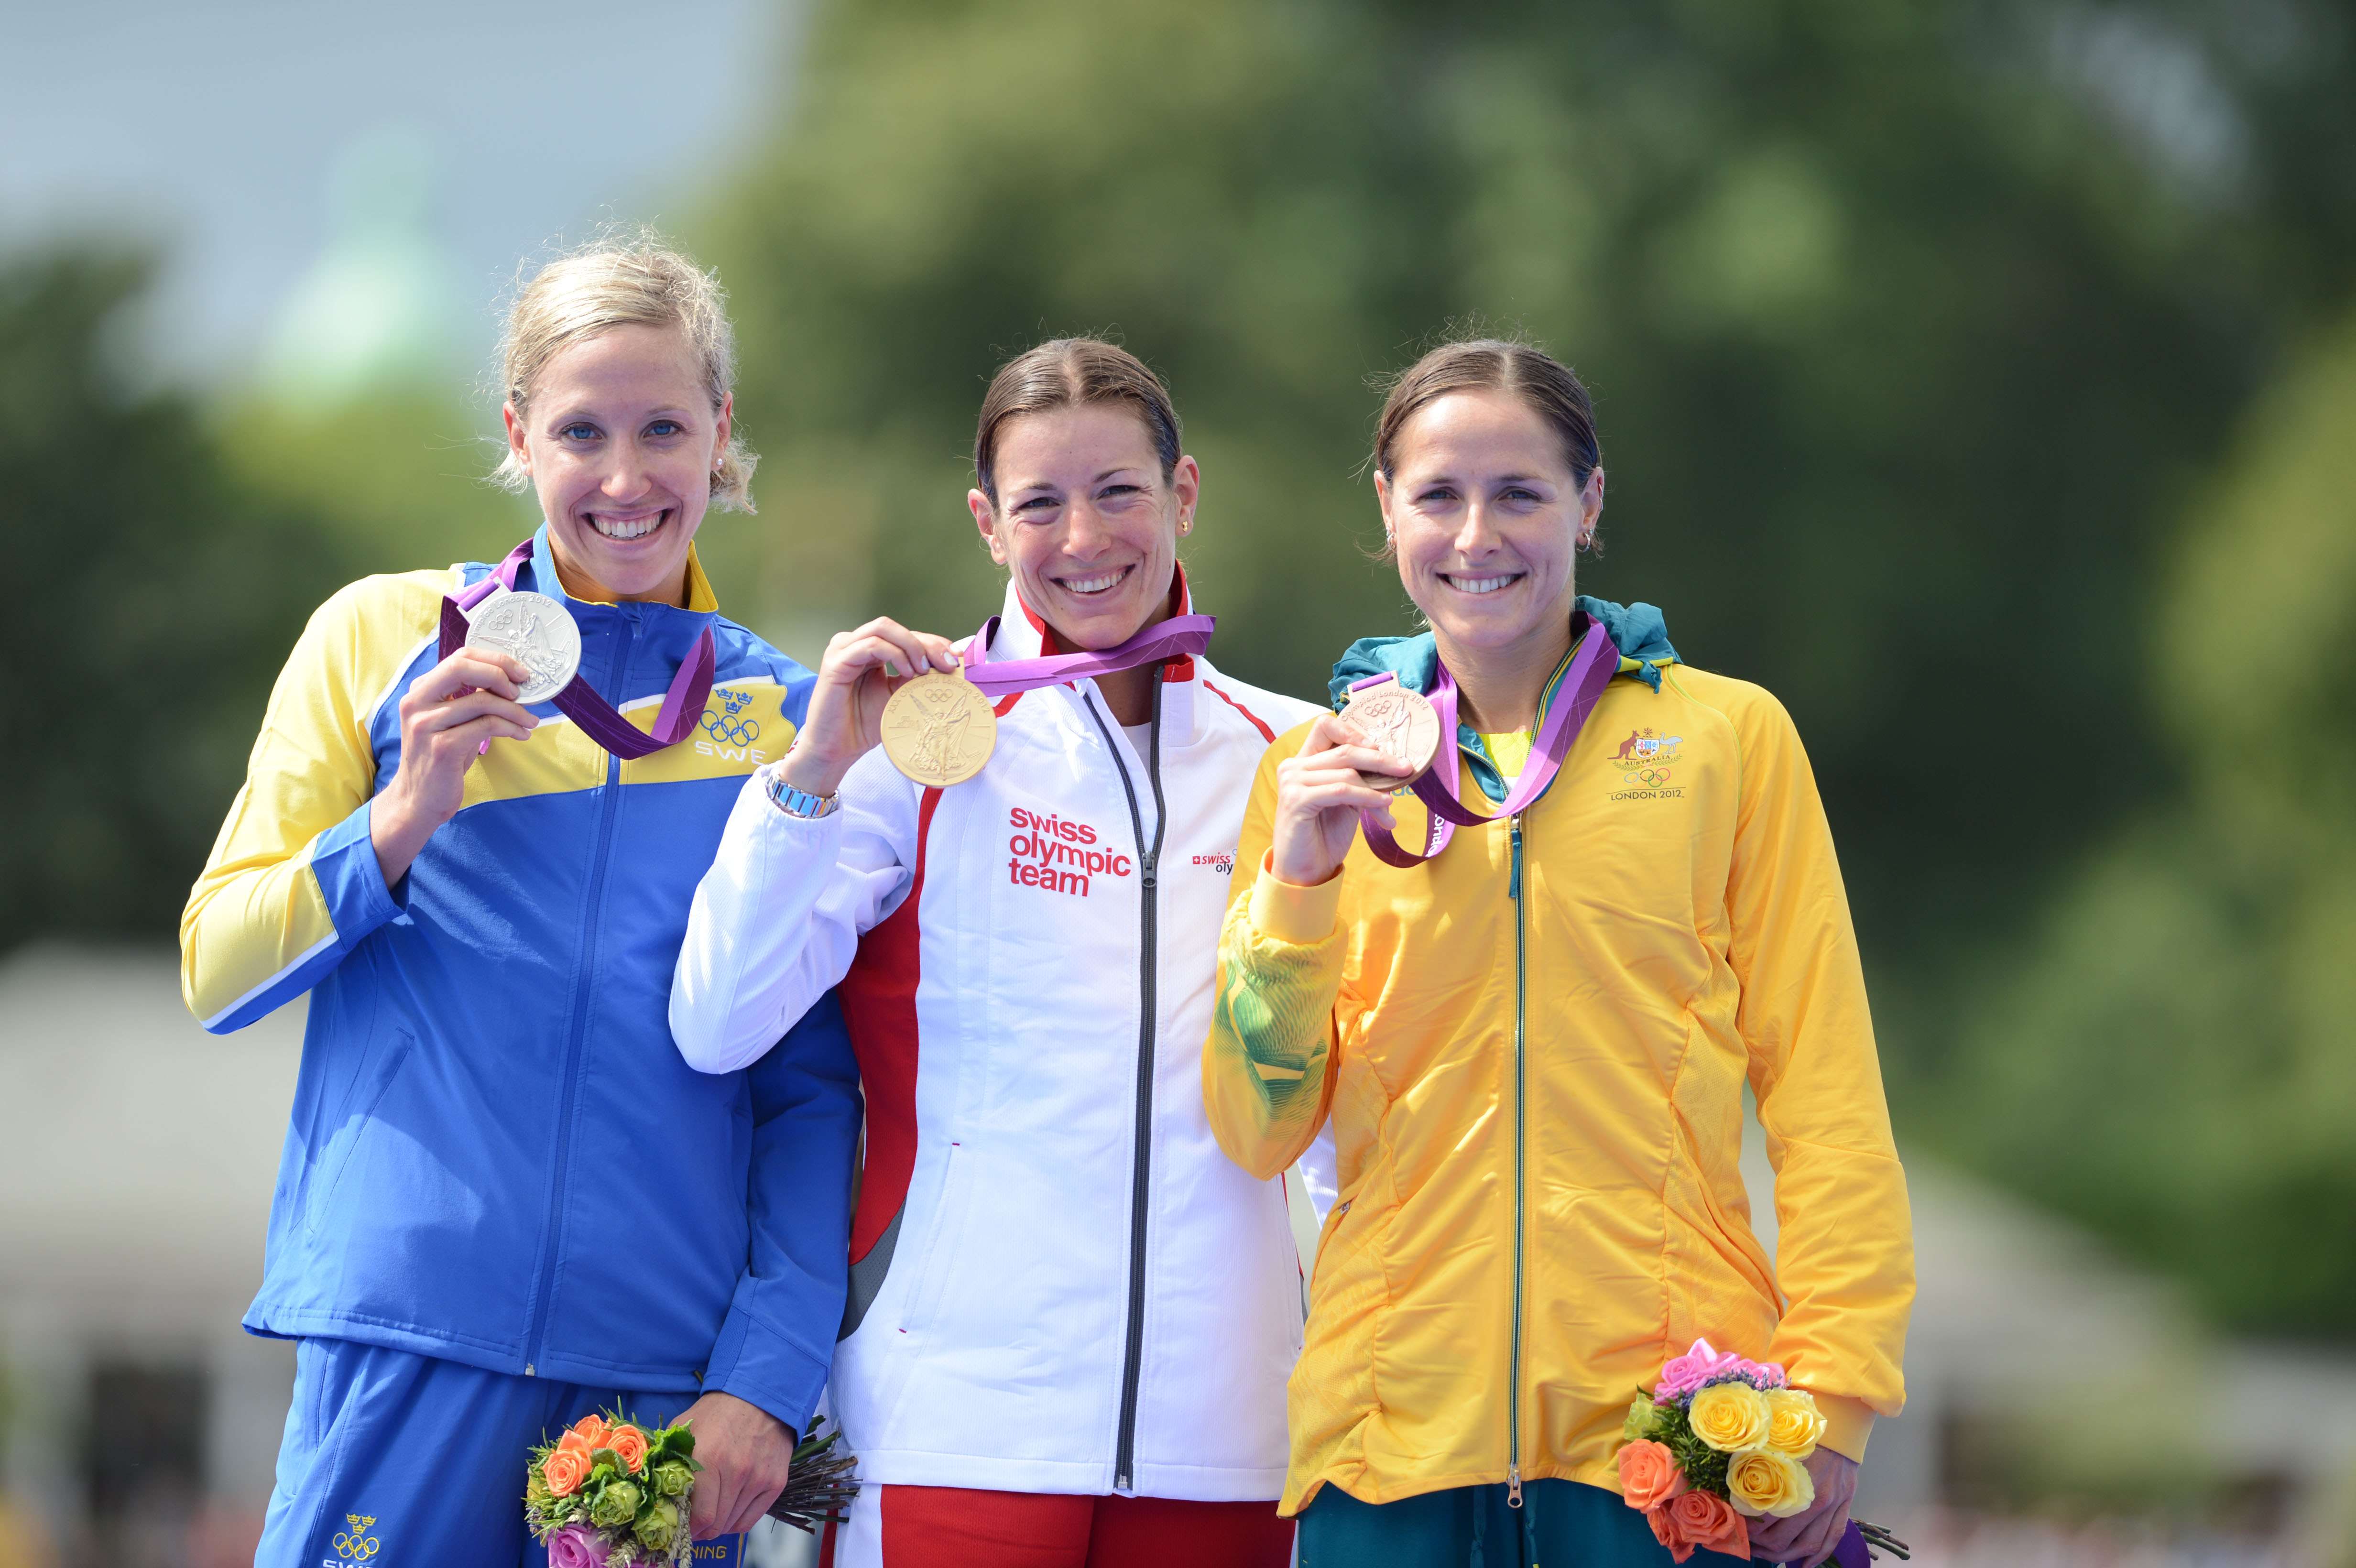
[672, 338, 1324, 1568]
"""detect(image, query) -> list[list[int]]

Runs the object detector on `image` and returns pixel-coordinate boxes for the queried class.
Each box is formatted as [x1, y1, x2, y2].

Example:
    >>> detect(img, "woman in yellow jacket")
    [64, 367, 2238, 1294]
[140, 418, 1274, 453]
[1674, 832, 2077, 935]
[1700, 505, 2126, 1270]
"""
[1202, 338, 1912, 1568]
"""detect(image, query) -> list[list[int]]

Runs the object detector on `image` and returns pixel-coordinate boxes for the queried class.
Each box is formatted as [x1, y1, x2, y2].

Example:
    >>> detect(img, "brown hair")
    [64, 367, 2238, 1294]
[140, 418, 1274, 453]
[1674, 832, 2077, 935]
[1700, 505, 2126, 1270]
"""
[1373, 337, 1601, 490]
[493, 229, 757, 512]
[973, 338, 1182, 506]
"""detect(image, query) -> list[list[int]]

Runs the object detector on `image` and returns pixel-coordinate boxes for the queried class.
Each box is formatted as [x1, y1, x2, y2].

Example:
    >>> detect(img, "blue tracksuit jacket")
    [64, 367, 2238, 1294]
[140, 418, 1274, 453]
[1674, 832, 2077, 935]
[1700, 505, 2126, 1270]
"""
[180, 527, 857, 1431]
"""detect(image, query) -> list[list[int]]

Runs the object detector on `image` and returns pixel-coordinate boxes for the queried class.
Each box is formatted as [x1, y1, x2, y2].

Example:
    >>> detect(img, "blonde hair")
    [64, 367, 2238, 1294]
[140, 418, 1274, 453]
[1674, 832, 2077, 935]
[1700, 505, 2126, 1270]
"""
[491, 231, 757, 512]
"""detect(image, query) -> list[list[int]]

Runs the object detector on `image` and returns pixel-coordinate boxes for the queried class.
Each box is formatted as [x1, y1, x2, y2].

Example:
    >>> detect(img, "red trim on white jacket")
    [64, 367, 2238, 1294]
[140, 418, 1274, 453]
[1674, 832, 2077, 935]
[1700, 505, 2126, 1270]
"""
[672, 581, 1327, 1501]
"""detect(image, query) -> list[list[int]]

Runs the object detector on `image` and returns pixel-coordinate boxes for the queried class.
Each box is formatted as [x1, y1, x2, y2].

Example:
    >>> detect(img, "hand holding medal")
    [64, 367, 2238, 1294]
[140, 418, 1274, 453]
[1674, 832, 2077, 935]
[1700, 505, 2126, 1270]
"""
[773, 617, 965, 800]
[369, 643, 539, 887]
[1266, 708, 1421, 888]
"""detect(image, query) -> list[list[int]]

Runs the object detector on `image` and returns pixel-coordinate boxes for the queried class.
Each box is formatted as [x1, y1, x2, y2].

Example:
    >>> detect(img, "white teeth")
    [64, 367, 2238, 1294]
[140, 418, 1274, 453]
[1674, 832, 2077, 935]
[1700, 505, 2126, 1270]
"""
[590, 512, 663, 541]
[1064, 572, 1124, 595]
[1445, 574, 1518, 596]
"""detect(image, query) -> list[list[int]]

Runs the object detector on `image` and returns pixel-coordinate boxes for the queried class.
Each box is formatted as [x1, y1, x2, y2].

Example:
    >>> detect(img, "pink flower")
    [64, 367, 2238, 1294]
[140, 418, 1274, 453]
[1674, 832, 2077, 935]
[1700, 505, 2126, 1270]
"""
[545, 1524, 603, 1568]
[1735, 1358, 1788, 1390]
[1657, 1338, 1747, 1402]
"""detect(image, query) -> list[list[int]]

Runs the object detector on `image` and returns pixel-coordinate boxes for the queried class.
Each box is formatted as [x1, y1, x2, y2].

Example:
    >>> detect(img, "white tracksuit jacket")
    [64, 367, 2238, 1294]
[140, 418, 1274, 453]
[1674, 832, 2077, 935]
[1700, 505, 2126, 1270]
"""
[672, 581, 1326, 1501]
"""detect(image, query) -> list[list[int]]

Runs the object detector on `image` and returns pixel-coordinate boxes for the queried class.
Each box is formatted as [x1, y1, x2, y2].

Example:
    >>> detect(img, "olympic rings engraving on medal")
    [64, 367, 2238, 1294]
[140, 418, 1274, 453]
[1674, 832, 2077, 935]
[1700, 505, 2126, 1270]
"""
[1343, 684, 1442, 791]
[465, 590, 582, 705]
[881, 671, 997, 786]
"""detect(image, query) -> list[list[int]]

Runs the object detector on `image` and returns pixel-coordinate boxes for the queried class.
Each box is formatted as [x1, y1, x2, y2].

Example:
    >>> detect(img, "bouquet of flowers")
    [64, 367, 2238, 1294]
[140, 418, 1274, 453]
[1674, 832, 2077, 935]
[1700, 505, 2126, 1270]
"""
[1614, 1339, 1908, 1565]
[526, 1409, 861, 1566]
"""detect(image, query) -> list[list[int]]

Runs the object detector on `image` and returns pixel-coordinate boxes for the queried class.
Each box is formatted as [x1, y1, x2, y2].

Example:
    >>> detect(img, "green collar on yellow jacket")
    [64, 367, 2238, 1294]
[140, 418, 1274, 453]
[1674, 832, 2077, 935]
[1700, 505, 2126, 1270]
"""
[1328, 596, 1681, 805]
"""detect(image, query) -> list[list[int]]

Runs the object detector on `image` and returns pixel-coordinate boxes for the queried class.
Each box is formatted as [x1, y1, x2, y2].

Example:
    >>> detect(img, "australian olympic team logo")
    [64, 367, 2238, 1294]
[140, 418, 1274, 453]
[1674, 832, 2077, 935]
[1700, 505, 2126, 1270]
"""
[328, 1514, 381, 1562]
[700, 686, 763, 749]
[1608, 727, 1686, 800]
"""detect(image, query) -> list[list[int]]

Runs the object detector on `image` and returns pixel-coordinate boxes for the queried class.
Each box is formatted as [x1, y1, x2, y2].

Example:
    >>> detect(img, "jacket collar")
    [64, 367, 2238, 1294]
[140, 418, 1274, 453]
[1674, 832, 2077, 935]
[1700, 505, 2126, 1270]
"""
[524, 524, 720, 614]
[1326, 595, 1680, 708]
[981, 567, 1203, 744]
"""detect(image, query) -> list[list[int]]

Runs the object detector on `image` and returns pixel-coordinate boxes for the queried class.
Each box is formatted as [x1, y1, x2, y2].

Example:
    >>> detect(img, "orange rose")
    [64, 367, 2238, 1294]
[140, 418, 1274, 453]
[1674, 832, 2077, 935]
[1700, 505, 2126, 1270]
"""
[606, 1424, 649, 1472]
[569, 1414, 613, 1448]
[1667, 1490, 1751, 1559]
[1647, 1502, 1695, 1565]
[542, 1448, 590, 1499]
[555, 1430, 592, 1459]
[1616, 1439, 1690, 1511]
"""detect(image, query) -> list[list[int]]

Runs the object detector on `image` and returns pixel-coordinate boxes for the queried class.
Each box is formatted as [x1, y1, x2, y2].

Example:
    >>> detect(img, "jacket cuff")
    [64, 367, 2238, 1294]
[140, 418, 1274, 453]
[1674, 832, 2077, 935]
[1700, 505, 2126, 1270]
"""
[1247, 852, 1344, 946]
[1815, 1393, 1875, 1461]
[703, 1305, 828, 1439]
[312, 797, 405, 942]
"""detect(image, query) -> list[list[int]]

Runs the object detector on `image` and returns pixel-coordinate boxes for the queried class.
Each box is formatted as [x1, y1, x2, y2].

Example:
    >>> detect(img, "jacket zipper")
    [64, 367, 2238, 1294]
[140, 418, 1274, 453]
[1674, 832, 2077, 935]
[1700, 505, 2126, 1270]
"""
[1507, 815, 1527, 1507]
[1083, 682, 1166, 1492]
[523, 611, 635, 1374]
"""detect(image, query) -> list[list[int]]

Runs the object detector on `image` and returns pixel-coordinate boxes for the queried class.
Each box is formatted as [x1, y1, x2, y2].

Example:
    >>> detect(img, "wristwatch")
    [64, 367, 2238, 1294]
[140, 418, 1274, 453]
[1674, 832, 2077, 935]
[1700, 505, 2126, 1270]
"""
[763, 764, 840, 819]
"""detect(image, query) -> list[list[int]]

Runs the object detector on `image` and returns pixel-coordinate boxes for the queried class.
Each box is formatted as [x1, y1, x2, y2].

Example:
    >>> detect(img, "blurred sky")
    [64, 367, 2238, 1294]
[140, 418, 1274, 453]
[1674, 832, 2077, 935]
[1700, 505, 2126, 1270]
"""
[0, 0, 802, 383]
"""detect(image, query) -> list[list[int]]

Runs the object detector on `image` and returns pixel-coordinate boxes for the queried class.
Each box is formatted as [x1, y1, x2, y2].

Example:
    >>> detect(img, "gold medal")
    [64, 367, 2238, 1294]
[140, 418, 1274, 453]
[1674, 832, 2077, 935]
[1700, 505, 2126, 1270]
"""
[880, 670, 998, 786]
[1343, 682, 1442, 791]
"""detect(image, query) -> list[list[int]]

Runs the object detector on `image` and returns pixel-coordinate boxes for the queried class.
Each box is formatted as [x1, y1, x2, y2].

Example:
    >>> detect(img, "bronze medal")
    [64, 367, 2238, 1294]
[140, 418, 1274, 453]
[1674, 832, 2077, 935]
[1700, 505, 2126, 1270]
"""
[1343, 682, 1442, 791]
[880, 670, 998, 786]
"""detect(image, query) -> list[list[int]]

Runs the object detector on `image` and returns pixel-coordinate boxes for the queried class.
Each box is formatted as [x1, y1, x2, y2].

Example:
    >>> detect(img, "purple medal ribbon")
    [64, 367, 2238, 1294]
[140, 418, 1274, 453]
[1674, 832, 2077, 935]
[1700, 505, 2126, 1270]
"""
[1829, 1519, 1873, 1568]
[956, 612, 1216, 697]
[438, 538, 716, 761]
[1353, 614, 1622, 868]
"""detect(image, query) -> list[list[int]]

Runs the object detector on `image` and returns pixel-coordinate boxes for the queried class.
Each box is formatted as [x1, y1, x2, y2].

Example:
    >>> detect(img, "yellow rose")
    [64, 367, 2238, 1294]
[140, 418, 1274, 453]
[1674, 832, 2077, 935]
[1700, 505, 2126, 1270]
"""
[1687, 1382, 1770, 1453]
[1727, 1448, 1816, 1518]
[1764, 1388, 1826, 1459]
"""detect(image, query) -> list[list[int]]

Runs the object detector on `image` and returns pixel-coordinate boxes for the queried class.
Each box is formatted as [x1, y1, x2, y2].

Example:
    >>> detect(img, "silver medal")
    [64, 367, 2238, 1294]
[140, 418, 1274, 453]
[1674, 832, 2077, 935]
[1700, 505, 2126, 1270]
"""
[465, 590, 582, 704]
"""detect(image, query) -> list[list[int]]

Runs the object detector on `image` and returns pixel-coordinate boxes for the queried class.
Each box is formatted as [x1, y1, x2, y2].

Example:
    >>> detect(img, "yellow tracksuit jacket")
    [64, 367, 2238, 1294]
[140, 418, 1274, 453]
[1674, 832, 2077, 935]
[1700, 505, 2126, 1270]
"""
[1202, 636, 1912, 1514]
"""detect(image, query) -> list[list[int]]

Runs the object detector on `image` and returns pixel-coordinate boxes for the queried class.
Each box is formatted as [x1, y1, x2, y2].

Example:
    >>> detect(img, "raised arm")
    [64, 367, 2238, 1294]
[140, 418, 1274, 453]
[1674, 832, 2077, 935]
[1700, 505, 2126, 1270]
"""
[669, 756, 918, 1072]
[673, 614, 959, 1073]
[179, 577, 533, 1033]
[1202, 714, 1402, 1179]
[1720, 684, 1914, 1463]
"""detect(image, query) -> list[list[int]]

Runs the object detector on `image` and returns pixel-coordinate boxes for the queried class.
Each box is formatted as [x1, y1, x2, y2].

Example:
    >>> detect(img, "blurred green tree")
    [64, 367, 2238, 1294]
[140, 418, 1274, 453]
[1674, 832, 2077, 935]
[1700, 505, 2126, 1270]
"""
[693, 0, 2356, 1330]
[1951, 307, 2356, 1336]
[0, 250, 354, 953]
[700, 0, 2351, 1018]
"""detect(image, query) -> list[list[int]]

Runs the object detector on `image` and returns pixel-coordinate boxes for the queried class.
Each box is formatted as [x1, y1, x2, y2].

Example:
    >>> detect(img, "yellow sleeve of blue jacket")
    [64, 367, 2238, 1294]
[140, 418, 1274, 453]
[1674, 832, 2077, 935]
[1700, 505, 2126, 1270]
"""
[1203, 724, 1349, 1181]
[1714, 678, 1914, 1460]
[180, 572, 446, 1033]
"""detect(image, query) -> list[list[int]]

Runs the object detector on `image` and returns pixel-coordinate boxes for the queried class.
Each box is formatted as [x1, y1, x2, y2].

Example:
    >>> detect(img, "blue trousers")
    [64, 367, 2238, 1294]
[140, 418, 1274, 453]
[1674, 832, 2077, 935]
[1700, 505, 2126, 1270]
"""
[258, 1338, 744, 1568]
[1297, 1478, 1750, 1568]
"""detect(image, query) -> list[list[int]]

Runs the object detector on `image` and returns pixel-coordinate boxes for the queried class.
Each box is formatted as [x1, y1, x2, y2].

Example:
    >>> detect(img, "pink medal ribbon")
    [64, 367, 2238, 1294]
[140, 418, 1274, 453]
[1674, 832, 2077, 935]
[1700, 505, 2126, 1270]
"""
[437, 538, 716, 761]
[1353, 615, 1622, 868]
[956, 612, 1216, 697]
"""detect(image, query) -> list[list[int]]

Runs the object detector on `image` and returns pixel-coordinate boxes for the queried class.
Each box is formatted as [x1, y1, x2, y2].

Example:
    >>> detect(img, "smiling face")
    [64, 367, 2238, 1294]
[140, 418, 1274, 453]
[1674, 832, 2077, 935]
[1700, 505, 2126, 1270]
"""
[503, 322, 730, 604]
[969, 401, 1198, 650]
[1376, 388, 1604, 660]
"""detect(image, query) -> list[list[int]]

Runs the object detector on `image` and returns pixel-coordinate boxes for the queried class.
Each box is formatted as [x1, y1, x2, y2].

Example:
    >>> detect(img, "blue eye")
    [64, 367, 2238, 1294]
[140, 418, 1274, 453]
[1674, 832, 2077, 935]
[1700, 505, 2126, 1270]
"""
[1016, 496, 1059, 512]
[647, 420, 685, 438]
[561, 422, 599, 442]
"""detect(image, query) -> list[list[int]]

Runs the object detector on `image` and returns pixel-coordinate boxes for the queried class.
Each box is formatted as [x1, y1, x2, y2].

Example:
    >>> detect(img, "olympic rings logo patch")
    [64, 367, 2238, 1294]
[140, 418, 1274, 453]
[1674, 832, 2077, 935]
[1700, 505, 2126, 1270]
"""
[701, 686, 763, 748]
[331, 1514, 381, 1560]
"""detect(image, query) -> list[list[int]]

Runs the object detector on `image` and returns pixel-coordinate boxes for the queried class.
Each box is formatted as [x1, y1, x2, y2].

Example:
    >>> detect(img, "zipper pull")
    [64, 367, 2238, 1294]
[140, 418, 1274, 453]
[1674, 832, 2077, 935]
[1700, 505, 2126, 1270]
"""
[1507, 820, 1523, 899]
[1506, 1464, 1523, 1509]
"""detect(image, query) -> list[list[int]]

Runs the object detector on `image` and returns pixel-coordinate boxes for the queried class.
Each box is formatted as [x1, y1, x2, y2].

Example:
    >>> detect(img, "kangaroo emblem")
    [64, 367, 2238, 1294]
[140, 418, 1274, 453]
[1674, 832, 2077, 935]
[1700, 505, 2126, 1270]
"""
[1611, 729, 1643, 762]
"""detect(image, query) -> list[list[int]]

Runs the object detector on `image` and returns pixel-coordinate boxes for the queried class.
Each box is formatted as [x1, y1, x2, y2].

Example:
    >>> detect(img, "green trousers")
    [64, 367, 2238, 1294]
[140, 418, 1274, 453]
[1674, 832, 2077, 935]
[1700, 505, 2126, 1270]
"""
[1296, 1478, 1753, 1568]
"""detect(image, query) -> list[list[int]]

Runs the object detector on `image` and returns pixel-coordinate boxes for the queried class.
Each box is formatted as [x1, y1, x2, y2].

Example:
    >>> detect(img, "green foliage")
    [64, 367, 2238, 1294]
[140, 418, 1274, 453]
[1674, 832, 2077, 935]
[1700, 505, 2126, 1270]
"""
[701, 0, 2344, 1000]
[691, 0, 2356, 1335]
[1945, 310, 2356, 1336]
[0, 249, 357, 954]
